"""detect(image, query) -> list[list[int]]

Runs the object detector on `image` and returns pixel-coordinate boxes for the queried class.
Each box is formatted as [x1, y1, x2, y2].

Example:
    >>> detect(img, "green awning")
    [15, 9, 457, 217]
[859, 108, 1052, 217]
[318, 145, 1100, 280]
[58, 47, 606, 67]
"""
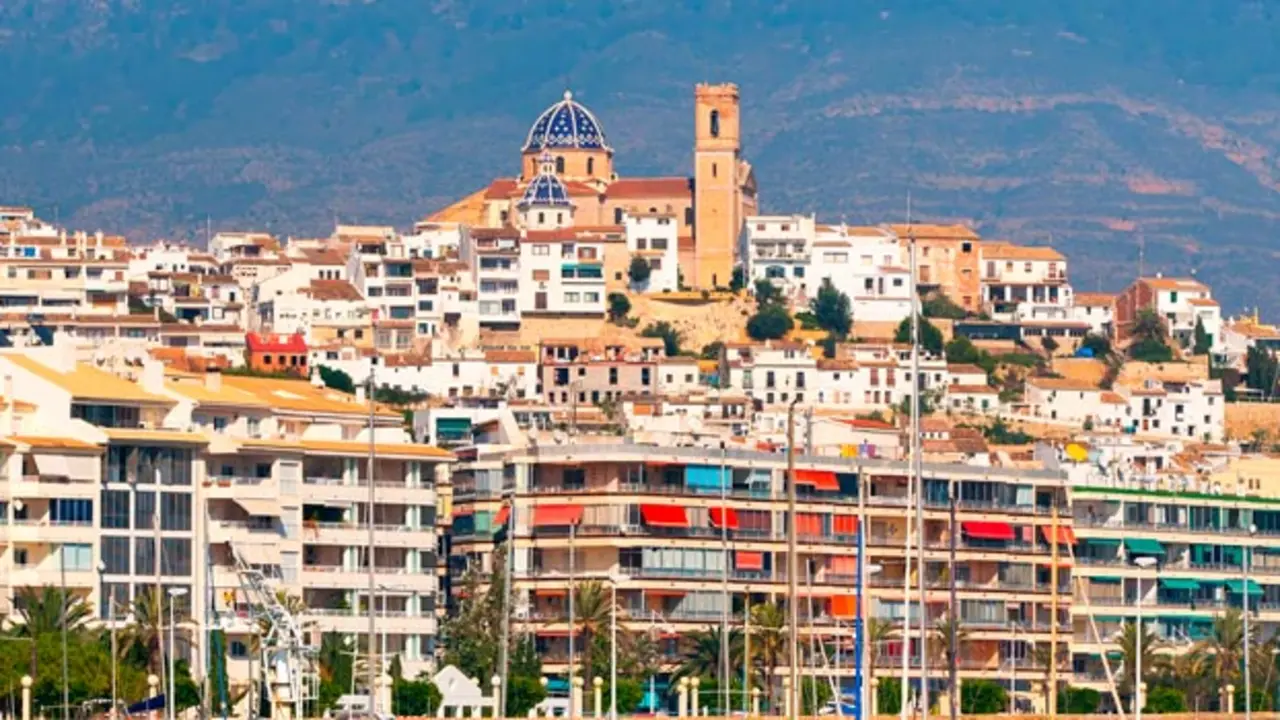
[1225, 578, 1264, 596]
[1159, 578, 1201, 591]
[1092, 615, 1127, 622]
[1124, 538, 1165, 555]
[1089, 576, 1123, 583]
[1084, 537, 1122, 546]
[436, 417, 472, 432]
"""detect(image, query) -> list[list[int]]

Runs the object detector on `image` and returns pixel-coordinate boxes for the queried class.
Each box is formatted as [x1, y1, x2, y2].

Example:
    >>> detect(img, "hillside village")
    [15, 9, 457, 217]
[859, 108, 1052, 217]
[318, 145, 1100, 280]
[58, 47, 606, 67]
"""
[6, 82, 1280, 718]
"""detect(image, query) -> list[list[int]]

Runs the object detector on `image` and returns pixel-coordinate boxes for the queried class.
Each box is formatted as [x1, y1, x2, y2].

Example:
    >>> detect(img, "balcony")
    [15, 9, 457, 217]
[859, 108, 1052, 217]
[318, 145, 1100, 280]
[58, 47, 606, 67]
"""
[204, 475, 277, 500]
[306, 609, 438, 634]
[301, 521, 434, 548]
[8, 566, 98, 588]
[301, 477, 435, 505]
[300, 565, 436, 592]
[208, 520, 282, 545]
[0, 519, 96, 544]
[8, 476, 98, 500]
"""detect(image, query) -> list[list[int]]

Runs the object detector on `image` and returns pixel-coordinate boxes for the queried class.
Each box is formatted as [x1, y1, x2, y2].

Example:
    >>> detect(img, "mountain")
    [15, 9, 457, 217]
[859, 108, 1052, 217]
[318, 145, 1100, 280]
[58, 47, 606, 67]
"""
[5, 1, 1280, 311]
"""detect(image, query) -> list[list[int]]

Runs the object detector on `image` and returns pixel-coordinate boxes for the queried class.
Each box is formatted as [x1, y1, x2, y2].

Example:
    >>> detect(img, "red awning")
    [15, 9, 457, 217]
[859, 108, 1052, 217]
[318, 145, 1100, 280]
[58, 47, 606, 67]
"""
[640, 504, 689, 527]
[962, 521, 1016, 541]
[1039, 526, 1076, 545]
[833, 515, 859, 535]
[493, 505, 511, 528]
[709, 507, 739, 530]
[796, 513, 824, 537]
[795, 469, 840, 491]
[735, 551, 765, 571]
[531, 505, 583, 527]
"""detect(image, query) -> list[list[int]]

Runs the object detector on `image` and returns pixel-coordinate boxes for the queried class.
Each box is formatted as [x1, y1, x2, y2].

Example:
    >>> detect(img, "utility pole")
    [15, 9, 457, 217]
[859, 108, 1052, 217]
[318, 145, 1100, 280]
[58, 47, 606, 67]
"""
[948, 478, 958, 720]
[366, 362, 378, 713]
[911, 227, 928, 720]
[1049, 504, 1060, 719]
[787, 397, 801, 720]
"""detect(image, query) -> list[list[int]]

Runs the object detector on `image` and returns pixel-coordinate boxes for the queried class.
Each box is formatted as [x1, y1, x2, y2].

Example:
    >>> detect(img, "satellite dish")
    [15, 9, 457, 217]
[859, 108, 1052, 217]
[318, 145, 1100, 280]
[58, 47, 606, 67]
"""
[1065, 443, 1088, 462]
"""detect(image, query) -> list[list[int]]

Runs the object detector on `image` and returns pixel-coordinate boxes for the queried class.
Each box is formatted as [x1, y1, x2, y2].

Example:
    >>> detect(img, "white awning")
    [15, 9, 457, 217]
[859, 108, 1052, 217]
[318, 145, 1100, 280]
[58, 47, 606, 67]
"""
[233, 498, 281, 517]
[63, 456, 98, 481]
[33, 454, 69, 477]
[233, 543, 281, 566]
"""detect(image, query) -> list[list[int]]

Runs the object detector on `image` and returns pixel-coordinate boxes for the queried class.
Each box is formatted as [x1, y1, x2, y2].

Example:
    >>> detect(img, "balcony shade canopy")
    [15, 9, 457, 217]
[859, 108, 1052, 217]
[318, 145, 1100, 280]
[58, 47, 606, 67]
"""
[962, 521, 1015, 541]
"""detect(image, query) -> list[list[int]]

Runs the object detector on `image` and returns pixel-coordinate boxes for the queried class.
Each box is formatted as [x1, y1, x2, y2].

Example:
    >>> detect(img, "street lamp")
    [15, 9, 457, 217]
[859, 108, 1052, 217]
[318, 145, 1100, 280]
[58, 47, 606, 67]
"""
[607, 574, 631, 720]
[167, 587, 189, 720]
[1133, 555, 1159, 720]
[97, 561, 118, 720]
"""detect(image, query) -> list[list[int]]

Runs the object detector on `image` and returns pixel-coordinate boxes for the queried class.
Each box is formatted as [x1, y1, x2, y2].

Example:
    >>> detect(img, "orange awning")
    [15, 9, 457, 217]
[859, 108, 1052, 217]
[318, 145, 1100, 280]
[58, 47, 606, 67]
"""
[795, 469, 840, 491]
[833, 515, 859, 535]
[645, 589, 688, 597]
[831, 594, 857, 619]
[533, 588, 567, 597]
[1039, 526, 1076, 545]
[709, 507, 739, 530]
[493, 505, 511, 528]
[831, 556, 858, 574]
[797, 513, 823, 537]
[640, 504, 689, 527]
[735, 551, 765, 571]
[531, 505, 583, 527]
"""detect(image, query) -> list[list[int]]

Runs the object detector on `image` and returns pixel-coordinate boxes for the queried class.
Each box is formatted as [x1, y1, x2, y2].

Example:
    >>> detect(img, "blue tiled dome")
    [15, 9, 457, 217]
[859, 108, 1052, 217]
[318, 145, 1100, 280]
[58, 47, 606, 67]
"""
[519, 158, 573, 208]
[523, 90, 610, 152]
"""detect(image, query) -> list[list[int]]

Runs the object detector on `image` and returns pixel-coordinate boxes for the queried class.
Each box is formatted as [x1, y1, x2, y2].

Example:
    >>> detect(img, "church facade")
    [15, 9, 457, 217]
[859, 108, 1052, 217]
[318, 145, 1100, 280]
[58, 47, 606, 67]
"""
[428, 83, 757, 289]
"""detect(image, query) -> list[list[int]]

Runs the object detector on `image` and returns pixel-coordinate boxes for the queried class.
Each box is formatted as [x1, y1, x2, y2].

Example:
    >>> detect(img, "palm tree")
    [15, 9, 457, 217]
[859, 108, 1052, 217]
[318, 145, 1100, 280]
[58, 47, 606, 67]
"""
[677, 625, 743, 681]
[748, 602, 786, 711]
[116, 588, 178, 673]
[571, 580, 615, 681]
[1163, 648, 1213, 712]
[930, 615, 968, 668]
[1198, 608, 1247, 691]
[1117, 621, 1166, 699]
[12, 585, 94, 637]
[865, 617, 894, 682]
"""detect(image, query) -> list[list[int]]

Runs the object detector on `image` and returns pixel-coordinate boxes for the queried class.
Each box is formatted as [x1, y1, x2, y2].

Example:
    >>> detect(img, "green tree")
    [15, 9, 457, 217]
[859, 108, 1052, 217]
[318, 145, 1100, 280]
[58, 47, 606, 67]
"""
[944, 335, 983, 365]
[628, 256, 652, 286]
[318, 365, 356, 393]
[921, 292, 967, 319]
[810, 278, 852, 339]
[601, 677, 645, 715]
[730, 266, 747, 292]
[961, 679, 1007, 714]
[1129, 308, 1175, 362]
[894, 315, 944, 354]
[116, 589, 176, 674]
[876, 676, 901, 715]
[571, 580, 615, 682]
[1197, 608, 1247, 688]
[700, 341, 724, 361]
[393, 678, 442, 716]
[748, 603, 786, 710]
[746, 304, 794, 340]
[1058, 686, 1102, 714]
[607, 292, 631, 323]
[1160, 649, 1213, 713]
[641, 321, 683, 357]
[441, 547, 510, 682]
[677, 626, 742, 682]
[1041, 334, 1060, 354]
[1246, 346, 1280, 395]
[753, 279, 781, 307]
[1193, 317, 1213, 355]
[13, 586, 94, 638]
[1081, 333, 1113, 358]
[507, 675, 547, 717]
[800, 677, 834, 715]
[1145, 686, 1187, 713]
[1118, 621, 1166, 698]
[819, 333, 839, 359]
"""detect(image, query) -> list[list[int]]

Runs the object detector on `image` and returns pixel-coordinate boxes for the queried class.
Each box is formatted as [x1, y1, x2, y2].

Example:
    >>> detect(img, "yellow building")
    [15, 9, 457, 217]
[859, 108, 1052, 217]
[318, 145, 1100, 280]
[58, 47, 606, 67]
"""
[429, 86, 757, 290]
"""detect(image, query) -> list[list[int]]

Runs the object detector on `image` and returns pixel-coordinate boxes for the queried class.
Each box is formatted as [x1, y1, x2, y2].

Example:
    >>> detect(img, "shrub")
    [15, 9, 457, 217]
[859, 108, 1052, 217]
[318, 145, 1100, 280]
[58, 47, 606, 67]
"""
[746, 304, 794, 340]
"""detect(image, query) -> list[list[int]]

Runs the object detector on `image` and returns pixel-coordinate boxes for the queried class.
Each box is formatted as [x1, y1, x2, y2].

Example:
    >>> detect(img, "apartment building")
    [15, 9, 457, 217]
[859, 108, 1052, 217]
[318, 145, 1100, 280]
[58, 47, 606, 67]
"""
[0, 341, 452, 686]
[1066, 446, 1280, 699]
[521, 230, 607, 318]
[210, 232, 281, 263]
[744, 215, 815, 301]
[0, 233, 131, 317]
[887, 224, 982, 313]
[979, 243, 1072, 322]
[1069, 293, 1115, 338]
[462, 228, 522, 329]
[1026, 377, 1225, 442]
[540, 336, 666, 406]
[1115, 276, 1222, 351]
[449, 438, 1071, 708]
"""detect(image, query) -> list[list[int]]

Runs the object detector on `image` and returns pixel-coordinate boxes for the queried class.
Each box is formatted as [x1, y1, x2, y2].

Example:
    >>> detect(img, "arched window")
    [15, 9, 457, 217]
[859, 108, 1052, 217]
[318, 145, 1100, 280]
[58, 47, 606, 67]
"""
[709, 109, 721, 137]
[555, 156, 565, 174]
[587, 158, 595, 175]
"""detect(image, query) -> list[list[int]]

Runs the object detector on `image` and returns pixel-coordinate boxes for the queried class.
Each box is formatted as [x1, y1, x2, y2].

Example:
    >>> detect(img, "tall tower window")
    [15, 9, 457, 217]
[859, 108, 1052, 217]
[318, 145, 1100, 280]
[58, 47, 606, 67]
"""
[710, 109, 721, 138]
[555, 156, 566, 174]
[712, 163, 718, 178]
[538, 212, 546, 224]
[587, 158, 595, 175]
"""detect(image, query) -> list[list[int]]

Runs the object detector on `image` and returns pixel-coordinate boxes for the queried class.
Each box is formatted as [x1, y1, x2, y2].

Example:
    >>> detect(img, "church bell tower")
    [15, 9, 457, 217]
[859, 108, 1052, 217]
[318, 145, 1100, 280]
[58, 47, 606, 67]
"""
[692, 83, 742, 289]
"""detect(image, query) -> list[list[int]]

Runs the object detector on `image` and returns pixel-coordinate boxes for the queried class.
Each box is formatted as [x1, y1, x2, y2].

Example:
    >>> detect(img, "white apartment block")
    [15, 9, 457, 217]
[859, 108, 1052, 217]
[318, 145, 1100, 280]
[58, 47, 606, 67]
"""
[744, 215, 815, 301]
[624, 213, 679, 293]
[980, 242, 1072, 322]
[1069, 293, 1115, 338]
[320, 348, 539, 402]
[461, 228, 521, 328]
[0, 339, 452, 691]
[259, 280, 369, 341]
[1026, 376, 1225, 442]
[520, 230, 606, 317]
[210, 231, 280, 263]
[405, 220, 468, 260]
[1118, 276, 1223, 352]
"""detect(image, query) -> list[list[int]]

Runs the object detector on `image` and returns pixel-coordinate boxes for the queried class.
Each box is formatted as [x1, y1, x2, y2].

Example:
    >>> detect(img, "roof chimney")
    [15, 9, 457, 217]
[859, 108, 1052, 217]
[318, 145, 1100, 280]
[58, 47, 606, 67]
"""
[141, 358, 165, 395]
[205, 369, 222, 393]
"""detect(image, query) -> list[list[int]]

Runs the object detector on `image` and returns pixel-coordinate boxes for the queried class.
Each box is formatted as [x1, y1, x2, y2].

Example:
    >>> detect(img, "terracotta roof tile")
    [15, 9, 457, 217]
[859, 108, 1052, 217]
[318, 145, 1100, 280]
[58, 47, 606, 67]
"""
[606, 177, 692, 199]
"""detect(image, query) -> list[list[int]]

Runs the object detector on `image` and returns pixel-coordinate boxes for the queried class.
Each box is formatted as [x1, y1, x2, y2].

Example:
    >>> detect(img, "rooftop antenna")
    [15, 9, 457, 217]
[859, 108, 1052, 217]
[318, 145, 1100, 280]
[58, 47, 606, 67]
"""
[1138, 233, 1146, 278]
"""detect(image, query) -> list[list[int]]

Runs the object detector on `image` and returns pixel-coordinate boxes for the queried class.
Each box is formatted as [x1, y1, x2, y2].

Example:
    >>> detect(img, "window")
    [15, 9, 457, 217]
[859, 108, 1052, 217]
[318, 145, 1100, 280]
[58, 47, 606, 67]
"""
[652, 238, 668, 250]
[102, 490, 130, 529]
[51, 499, 92, 525]
[161, 492, 192, 531]
[102, 537, 130, 574]
[564, 292, 581, 304]
[712, 163, 717, 178]
[636, 238, 648, 250]
[709, 109, 720, 137]
[162, 538, 193, 576]
[135, 491, 156, 529]
[555, 156, 565, 174]
[537, 212, 545, 224]
[685, 207, 694, 226]
[962, 242, 972, 253]
[60, 544, 93, 571]
[135, 537, 155, 575]
[615, 208, 624, 224]
[531, 245, 550, 256]
[587, 157, 594, 175]
[609, 368, 619, 385]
